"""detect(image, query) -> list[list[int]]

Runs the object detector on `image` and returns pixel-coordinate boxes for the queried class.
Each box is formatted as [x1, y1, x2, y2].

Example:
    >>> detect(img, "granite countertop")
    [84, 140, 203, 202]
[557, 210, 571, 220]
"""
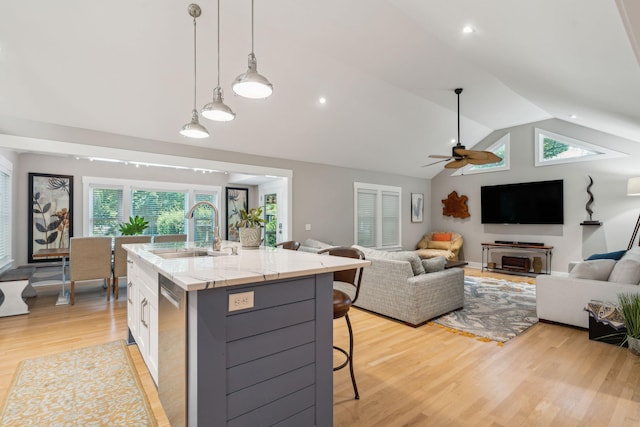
[123, 241, 370, 292]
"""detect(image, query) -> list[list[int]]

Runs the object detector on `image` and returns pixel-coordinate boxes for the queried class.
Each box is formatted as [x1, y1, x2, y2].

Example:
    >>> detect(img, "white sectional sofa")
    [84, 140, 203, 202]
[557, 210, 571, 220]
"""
[536, 246, 640, 328]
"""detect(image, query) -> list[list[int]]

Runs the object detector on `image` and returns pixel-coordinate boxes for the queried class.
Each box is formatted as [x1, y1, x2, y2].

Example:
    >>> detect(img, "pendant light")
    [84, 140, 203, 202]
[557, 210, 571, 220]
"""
[180, 4, 210, 139]
[232, 0, 273, 99]
[202, 0, 235, 121]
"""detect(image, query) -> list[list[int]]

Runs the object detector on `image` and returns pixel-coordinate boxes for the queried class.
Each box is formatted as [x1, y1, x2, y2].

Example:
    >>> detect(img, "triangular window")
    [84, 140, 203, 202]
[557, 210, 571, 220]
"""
[534, 128, 626, 166]
[452, 133, 510, 176]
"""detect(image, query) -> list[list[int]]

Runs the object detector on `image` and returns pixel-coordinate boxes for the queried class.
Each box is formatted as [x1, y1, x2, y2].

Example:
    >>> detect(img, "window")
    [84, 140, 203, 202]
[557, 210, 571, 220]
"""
[534, 128, 626, 166]
[452, 133, 510, 176]
[0, 156, 12, 270]
[354, 183, 401, 249]
[84, 177, 220, 242]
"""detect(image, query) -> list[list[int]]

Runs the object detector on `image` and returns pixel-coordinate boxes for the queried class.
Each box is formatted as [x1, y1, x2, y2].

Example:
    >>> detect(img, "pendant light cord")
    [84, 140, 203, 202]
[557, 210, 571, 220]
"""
[457, 90, 460, 145]
[251, 0, 255, 54]
[216, 0, 220, 87]
[192, 15, 198, 111]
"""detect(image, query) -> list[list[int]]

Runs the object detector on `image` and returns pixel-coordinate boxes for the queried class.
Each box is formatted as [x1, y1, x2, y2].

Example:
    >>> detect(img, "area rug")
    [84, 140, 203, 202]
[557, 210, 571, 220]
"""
[432, 276, 538, 344]
[0, 340, 157, 426]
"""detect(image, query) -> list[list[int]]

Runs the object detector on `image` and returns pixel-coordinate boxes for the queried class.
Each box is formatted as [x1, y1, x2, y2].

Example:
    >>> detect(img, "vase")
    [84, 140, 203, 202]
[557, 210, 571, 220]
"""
[628, 336, 640, 356]
[532, 256, 543, 274]
[239, 228, 262, 248]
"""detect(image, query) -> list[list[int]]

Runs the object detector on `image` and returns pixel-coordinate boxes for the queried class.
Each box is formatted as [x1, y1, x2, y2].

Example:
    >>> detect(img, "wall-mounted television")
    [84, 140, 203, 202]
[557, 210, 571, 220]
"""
[480, 179, 564, 224]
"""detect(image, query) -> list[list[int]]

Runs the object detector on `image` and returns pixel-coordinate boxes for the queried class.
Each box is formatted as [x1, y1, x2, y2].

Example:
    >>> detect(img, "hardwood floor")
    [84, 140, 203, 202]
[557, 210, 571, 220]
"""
[2, 272, 639, 426]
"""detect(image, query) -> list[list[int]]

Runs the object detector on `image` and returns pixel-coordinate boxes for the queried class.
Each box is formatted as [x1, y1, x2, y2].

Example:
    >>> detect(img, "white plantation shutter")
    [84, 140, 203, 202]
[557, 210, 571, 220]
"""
[381, 191, 400, 247]
[0, 157, 11, 268]
[357, 189, 377, 247]
[354, 183, 401, 249]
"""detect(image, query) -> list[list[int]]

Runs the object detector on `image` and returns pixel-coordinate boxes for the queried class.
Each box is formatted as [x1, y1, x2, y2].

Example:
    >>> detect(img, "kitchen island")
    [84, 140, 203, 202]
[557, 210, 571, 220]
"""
[123, 242, 369, 427]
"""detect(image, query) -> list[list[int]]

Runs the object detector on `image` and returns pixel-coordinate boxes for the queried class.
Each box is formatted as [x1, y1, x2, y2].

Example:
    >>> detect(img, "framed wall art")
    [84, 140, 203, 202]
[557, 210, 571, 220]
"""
[225, 187, 248, 241]
[28, 173, 74, 263]
[411, 193, 424, 223]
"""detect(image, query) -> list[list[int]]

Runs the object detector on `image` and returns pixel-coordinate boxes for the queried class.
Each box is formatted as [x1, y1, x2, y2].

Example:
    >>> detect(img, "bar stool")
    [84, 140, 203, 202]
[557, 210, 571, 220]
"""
[317, 246, 365, 399]
[275, 240, 300, 250]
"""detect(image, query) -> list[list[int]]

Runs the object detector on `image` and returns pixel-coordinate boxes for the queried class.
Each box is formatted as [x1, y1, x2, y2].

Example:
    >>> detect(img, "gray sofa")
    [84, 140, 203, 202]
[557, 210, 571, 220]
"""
[345, 245, 464, 326]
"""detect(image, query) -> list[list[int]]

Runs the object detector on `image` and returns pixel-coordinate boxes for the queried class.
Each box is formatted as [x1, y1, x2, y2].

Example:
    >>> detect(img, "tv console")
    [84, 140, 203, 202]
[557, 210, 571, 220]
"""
[482, 242, 553, 276]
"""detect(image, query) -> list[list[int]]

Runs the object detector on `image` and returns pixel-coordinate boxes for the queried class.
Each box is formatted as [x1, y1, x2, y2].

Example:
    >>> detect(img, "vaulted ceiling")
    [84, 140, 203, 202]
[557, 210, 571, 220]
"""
[0, 0, 638, 178]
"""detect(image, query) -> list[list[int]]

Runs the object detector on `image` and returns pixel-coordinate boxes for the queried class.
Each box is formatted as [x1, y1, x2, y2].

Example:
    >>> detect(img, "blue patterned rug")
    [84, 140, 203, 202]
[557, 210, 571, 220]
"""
[433, 276, 538, 343]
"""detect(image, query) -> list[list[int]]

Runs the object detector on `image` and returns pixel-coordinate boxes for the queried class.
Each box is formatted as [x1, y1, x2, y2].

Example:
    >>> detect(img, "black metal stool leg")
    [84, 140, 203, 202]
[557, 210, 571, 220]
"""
[345, 313, 359, 399]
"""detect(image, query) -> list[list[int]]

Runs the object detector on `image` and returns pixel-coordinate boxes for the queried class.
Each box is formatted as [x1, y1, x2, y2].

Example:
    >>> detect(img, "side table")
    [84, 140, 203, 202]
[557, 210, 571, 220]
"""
[585, 300, 627, 347]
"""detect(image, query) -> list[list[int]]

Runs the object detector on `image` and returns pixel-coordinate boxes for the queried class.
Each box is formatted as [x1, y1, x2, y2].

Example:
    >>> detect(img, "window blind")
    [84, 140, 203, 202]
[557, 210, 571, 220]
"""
[89, 186, 124, 237]
[381, 191, 400, 247]
[357, 189, 377, 247]
[193, 192, 217, 243]
[131, 189, 186, 235]
[0, 167, 10, 265]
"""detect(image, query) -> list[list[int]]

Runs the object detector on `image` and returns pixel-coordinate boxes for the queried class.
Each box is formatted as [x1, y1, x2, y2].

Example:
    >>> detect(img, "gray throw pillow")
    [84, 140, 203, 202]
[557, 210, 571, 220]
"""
[422, 256, 446, 273]
[388, 251, 426, 276]
[608, 259, 640, 285]
[569, 259, 617, 281]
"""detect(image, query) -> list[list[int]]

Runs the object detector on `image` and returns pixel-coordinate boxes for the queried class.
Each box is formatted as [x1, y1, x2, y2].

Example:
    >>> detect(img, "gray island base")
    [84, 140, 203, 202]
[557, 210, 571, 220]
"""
[124, 242, 369, 427]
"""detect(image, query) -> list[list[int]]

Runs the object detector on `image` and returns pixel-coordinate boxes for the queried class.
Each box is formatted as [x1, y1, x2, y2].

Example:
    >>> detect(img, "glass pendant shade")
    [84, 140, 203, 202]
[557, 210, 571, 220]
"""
[180, 109, 210, 139]
[202, 87, 236, 121]
[233, 54, 273, 99]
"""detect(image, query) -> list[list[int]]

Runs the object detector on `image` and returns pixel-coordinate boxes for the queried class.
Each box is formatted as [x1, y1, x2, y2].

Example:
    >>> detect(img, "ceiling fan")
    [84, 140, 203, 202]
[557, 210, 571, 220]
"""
[423, 88, 502, 169]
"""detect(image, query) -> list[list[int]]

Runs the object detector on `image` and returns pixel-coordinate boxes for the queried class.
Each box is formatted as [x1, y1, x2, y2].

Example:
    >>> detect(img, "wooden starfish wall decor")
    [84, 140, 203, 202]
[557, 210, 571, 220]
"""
[442, 191, 470, 219]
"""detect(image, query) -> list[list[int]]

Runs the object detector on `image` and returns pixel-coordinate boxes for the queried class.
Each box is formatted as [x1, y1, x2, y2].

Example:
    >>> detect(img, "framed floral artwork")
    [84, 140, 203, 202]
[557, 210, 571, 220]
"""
[225, 187, 248, 241]
[28, 173, 74, 263]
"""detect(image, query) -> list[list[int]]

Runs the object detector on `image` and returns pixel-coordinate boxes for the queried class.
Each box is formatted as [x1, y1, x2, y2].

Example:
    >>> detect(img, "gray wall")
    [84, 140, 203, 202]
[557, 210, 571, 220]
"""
[2, 122, 430, 266]
[431, 118, 640, 272]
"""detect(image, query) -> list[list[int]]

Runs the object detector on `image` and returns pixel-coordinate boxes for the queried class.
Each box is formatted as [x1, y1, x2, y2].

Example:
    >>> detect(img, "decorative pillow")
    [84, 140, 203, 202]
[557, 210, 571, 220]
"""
[351, 246, 425, 276]
[432, 232, 452, 241]
[422, 256, 446, 273]
[608, 259, 640, 285]
[569, 259, 617, 281]
[388, 251, 426, 276]
[586, 250, 627, 261]
[427, 241, 450, 250]
[416, 234, 430, 250]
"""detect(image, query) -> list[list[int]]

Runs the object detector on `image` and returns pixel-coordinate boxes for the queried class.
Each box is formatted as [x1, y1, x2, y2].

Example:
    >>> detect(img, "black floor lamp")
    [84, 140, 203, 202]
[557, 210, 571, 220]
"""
[627, 177, 640, 250]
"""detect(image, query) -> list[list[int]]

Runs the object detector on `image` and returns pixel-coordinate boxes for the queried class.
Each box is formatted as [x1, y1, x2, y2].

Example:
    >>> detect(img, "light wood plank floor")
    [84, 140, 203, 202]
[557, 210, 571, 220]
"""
[1, 272, 639, 426]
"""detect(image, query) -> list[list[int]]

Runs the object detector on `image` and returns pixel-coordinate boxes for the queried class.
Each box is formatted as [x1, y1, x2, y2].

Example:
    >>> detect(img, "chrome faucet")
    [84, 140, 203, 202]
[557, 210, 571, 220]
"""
[186, 201, 221, 251]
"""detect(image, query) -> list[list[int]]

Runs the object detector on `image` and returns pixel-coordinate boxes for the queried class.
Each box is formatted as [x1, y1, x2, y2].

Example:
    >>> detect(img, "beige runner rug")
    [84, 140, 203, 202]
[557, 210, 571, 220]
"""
[0, 340, 157, 426]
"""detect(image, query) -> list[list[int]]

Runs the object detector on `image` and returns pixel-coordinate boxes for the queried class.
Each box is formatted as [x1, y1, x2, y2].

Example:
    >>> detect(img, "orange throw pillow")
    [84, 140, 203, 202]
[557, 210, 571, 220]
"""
[432, 232, 452, 242]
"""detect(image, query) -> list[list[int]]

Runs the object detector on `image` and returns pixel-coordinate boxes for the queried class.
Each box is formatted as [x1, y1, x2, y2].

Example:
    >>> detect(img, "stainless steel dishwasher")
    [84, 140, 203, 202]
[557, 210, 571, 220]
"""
[158, 274, 187, 427]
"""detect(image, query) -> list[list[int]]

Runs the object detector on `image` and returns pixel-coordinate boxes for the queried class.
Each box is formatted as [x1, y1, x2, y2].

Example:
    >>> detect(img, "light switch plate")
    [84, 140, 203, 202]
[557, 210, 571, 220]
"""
[228, 291, 254, 312]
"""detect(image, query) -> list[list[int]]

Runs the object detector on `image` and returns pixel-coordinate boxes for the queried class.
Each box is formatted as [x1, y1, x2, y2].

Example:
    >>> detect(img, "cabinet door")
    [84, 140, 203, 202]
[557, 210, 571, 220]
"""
[137, 294, 150, 363]
[126, 260, 138, 338]
[148, 300, 159, 385]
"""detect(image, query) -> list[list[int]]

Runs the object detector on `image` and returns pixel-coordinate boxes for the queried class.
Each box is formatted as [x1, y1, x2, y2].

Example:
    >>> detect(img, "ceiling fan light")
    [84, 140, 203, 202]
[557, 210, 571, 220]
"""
[202, 87, 236, 122]
[232, 53, 273, 99]
[180, 109, 210, 139]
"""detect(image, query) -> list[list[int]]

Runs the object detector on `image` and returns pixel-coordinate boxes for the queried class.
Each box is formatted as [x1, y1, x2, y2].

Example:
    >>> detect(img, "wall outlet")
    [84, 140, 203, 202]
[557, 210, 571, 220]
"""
[305, 224, 311, 231]
[228, 291, 254, 312]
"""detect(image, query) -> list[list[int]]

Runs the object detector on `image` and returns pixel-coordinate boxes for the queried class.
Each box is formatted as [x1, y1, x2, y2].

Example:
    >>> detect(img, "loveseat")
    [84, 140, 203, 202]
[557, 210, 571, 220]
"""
[415, 231, 463, 261]
[536, 246, 640, 328]
[342, 245, 464, 326]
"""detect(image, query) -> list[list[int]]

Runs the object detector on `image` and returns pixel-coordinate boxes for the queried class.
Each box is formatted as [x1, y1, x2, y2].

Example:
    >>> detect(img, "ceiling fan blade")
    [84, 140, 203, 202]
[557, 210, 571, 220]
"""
[428, 154, 453, 159]
[421, 158, 450, 167]
[466, 152, 503, 164]
[444, 158, 468, 169]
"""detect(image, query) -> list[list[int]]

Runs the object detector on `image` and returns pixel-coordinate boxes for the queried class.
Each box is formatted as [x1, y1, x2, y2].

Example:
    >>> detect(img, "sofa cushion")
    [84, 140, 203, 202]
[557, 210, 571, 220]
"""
[416, 234, 429, 249]
[422, 256, 446, 273]
[608, 259, 640, 285]
[586, 250, 627, 261]
[432, 232, 452, 241]
[427, 241, 450, 250]
[353, 245, 425, 276]
[569, 259, 617, 281]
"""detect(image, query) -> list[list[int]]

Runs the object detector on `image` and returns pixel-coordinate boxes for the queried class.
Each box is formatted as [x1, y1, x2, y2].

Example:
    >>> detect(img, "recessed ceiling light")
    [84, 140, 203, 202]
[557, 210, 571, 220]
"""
[462, 26, 474, 34]
[451, 138, 457, 144]
[319, 97, 327, 104]
[570, 114, 578, 119]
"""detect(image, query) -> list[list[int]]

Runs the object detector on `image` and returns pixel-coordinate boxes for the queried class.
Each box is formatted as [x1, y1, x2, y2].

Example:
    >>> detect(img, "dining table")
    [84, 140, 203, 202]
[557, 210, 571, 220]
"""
[33, 247, 70, 305]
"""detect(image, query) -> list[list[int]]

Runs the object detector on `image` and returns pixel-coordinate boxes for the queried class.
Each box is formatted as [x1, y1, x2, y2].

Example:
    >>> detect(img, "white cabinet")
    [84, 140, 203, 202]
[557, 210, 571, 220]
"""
[126, 255, 159, 385]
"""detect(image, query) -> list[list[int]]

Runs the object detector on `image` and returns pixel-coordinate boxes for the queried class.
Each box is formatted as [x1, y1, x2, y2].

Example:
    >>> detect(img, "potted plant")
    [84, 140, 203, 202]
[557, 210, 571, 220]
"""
[618, 292, 640, 355]
[119, 215, 149, 236]
[236, 207, 266, 248]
